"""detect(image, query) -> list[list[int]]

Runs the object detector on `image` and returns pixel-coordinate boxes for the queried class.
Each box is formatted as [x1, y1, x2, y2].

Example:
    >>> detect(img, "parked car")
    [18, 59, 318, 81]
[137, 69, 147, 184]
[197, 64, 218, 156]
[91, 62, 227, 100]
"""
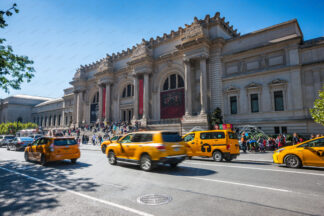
[106, 131, 186, 171]
[0, 135, 15, 147]
[7, 137, 34, 151]
[273, 136, 324, 168]
[29, 134, 43, 141]
[101, 135, 122, 153]
[24, 136, 80, 165]
[182, 129, 240, 162]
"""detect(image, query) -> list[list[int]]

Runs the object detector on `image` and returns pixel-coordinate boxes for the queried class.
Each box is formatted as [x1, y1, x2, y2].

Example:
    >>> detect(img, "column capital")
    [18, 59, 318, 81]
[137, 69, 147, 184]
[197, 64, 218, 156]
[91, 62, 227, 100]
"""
[183, 58, 191, 65]
[199, 54, 209, 60]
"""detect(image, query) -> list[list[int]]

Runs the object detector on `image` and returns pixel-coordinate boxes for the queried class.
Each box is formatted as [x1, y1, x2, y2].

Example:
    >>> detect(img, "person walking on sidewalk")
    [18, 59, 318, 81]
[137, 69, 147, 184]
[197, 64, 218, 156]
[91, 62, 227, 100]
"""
[241, 133, 247, 153]
[292, 133, 299, 145]
[92, 134, 96, 146]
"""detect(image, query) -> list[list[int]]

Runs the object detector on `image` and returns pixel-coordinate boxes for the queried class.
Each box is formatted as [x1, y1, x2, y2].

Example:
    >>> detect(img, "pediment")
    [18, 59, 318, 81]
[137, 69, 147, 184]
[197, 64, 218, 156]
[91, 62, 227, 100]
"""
[268, 79, 287, 85]
[245, 82, 262, 89]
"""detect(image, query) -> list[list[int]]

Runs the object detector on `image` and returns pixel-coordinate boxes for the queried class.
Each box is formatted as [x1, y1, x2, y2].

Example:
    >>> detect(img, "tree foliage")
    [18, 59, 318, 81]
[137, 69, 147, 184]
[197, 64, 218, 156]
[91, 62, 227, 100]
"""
[310, 86, 324, 126]
[209, 107, 223, 129]
[0, 122, 38, 135]
[0, 3, 35, 93]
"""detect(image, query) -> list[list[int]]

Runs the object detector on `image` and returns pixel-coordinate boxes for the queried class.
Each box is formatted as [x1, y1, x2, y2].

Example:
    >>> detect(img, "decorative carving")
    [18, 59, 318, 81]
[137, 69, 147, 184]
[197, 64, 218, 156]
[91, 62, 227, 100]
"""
[245, 82, 262, 89]
[180, 22, 205, 43]
[131, 42, 152, 61]
[268, 79, 288, 85]
[97, 57, 112, 74]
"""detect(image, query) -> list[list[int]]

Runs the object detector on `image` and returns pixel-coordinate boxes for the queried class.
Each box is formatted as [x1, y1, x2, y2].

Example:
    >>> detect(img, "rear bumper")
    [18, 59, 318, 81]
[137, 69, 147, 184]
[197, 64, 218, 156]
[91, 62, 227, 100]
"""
[158, 154, 186, 164]
[49, 152, 80, 161]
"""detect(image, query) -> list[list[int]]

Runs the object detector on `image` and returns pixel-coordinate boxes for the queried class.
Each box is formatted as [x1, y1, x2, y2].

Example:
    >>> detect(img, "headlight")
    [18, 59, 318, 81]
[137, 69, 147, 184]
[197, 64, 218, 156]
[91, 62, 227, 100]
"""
[277, 148, 285, 153]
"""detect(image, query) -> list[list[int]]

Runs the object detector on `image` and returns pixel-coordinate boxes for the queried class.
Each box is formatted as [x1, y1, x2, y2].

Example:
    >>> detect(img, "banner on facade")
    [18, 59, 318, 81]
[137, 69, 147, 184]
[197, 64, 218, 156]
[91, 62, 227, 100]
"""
[160, 89, 185, 119]
[139, 79, 143, 116]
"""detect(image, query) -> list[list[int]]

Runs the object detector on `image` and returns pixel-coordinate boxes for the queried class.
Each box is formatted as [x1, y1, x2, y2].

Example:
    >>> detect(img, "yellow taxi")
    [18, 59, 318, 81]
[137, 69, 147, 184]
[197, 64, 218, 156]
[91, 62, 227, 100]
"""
[106, 131, 186, 171]
[273, 136, 324, 168]
[183, 130, 240, 162]
[101, 135, 122, 153]
[24, 136, 80, 166]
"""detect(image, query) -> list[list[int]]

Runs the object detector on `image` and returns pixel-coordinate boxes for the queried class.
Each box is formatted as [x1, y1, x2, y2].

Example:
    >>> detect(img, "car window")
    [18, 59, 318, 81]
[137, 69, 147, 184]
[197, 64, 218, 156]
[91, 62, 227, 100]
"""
[213, 132, 225, 139]
[33, 139, 40, 146]
[54, 139, 77, 146]
[200, 132, 213, 140]
[131, 134, 153, 142]
[228, 132, 238, 139]
[184, 133, 195, 142]
[38, 138, 48, 145]
[120, 134, 133, 143]
[162, 132, 182, 142]
[111, 136, 119, 141]
[313, 138, 324, 147]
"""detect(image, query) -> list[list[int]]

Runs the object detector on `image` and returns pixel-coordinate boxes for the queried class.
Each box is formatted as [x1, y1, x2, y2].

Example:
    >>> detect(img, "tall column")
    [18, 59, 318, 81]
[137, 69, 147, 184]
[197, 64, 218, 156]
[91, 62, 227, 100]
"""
[200, 56, 208, 115]
[142, 73, 149, 119]
[76, 92, 82, 126]
[61, 101, 65, 127]
[73, 93, 78, 125]
[184, 59, 192, 116]
[98, 85, 103, 123]
[133, 76, 139, 120]
[105, 83, 111, 123]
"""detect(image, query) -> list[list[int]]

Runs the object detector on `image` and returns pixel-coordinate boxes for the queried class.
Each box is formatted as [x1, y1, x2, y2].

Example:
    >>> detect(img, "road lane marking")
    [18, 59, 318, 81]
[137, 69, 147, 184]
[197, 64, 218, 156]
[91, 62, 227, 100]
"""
[189, 177, 291, 192]
[184, 162, 324, 177]
[0, 166, 154, 216]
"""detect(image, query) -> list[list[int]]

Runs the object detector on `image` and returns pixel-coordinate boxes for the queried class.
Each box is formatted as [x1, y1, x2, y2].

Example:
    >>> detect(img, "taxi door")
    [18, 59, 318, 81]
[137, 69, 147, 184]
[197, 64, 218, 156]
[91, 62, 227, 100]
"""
[34, 138, 48, 161]
[183, 133, 196, 156]
[29, 139, 40, 160]
[198, 132, 214, 156]
[118, 134, 133, 159]
[302, 138, 324, 166]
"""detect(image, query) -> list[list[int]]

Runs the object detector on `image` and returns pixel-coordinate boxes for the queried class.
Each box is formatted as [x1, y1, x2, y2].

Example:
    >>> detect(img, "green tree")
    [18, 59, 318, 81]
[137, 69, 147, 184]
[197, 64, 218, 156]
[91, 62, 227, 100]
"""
[209, 107, 223, 129]
[0, 3, 35, 93]
[310, 86, 324, 126]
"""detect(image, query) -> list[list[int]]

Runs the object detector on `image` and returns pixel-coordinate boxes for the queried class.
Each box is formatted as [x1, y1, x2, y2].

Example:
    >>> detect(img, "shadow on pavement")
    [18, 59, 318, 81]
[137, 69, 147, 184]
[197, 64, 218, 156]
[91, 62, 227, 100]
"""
[0, 160, 99, 215]
[189, 158, 272, 166]
[117, 162, 216, 176]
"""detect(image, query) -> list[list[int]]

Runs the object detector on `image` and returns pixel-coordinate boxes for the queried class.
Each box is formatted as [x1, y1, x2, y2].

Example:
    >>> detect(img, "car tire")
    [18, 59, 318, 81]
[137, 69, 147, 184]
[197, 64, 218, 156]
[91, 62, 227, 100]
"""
[212, 151, 223, 162]
[101, 145, 106, 154]
[108, 151, 117, 165]
[24, 152, 30, 162]
[285, 154, 302, 168]
[170, 163, 179, 168]
[40, 154, 47, 166]
[140, 154, 153, 171]
[187, 156, 192, 160]
[71, 159, 77, 164]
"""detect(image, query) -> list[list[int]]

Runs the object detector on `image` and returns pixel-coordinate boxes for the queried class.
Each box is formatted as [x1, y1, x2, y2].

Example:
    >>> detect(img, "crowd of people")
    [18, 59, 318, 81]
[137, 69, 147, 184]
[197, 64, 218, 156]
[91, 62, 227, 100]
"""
[240, 132, 324, 153]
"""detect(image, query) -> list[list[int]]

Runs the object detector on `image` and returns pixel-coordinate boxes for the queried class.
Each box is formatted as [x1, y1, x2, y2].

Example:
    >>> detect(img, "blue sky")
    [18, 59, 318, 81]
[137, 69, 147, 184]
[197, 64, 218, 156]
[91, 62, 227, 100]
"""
[0, 0, 323, 99]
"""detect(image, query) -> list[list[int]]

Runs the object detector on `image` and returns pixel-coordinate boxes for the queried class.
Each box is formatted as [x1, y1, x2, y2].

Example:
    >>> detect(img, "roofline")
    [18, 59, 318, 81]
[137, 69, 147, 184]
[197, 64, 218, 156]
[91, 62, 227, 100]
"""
[228, 19, 303, 42]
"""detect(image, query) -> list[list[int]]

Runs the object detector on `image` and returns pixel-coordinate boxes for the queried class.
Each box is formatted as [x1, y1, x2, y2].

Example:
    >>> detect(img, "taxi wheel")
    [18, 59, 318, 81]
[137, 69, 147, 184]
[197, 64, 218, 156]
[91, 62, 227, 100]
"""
[101, 145, 106, 154]
[40, 154, 47, 166]
[212, 151, 223, 162]
[140, 154, 153, 171]
[108, 151, 117, 165]
[71, 159, 77, 164]
[285, 155, 302, 168]
[24, 152, 29, 162]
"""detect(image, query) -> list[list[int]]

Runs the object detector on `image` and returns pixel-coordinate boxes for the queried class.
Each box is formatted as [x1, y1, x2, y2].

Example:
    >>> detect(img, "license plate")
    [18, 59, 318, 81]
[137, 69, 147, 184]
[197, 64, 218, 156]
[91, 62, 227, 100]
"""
[173, 147, 180, 151]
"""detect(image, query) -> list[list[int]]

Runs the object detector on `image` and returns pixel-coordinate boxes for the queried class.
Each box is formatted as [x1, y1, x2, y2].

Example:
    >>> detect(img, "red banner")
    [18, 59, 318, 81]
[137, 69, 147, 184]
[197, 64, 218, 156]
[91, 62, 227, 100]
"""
[138, 79, 144, 116]
[102, 87, 106, 118]
[160, 88, 185, 119]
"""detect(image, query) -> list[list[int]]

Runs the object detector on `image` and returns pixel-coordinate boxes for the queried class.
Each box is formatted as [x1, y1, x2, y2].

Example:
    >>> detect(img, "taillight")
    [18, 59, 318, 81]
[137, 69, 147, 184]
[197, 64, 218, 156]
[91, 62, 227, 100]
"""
[156, 145, 166, 151]
[17, 142, 23, 145]
[227, 144, 230, 150]
[50, 143, 55, 152]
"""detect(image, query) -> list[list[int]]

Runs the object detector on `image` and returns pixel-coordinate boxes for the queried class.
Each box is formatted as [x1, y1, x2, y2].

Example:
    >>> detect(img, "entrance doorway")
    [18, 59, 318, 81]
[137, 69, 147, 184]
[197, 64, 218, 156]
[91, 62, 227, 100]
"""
[121, 109, 133, 123]
[90, 92, 99, 123]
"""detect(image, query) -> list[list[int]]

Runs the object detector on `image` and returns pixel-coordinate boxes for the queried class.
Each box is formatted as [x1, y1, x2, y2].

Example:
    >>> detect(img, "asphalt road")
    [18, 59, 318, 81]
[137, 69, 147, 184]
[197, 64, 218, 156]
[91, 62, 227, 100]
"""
[0, 148, 324, 216]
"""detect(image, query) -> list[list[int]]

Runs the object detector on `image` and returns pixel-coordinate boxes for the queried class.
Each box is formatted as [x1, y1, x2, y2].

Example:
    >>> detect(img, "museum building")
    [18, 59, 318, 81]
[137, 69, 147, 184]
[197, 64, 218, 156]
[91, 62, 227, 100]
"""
[1, 12, 324, 135]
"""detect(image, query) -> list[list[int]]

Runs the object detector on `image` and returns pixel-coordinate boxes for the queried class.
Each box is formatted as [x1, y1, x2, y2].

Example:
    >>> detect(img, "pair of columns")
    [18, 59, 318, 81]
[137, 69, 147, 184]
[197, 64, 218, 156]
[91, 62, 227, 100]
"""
[98, 82, 112, 123]
[133, 72, 150, 120]
[184, 56, 208, 116]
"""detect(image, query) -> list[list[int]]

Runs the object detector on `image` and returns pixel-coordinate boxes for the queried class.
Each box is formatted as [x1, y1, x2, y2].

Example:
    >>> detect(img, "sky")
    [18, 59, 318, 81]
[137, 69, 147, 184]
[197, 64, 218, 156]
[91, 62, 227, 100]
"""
[0, 0, 323, 99]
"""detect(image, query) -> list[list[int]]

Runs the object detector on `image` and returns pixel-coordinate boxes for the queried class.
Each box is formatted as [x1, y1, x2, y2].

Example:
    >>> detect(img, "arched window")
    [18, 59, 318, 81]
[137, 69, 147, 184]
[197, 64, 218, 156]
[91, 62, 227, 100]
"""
[122, 84, 134, 98]
[162, 74, 184, 91]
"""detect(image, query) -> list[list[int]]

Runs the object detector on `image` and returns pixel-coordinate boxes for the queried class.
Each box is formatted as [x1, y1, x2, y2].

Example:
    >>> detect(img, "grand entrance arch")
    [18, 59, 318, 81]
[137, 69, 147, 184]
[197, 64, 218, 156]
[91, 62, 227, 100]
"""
[90, 92, 99, 123]
[160, 74, 185, 119]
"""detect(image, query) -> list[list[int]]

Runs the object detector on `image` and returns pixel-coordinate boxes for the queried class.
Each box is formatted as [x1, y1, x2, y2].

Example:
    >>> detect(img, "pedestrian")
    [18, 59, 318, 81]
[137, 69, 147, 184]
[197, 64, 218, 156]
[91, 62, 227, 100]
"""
[92, 134, 96, 145]
[241, 133, 247, 153]
[292, 133, 299, 145]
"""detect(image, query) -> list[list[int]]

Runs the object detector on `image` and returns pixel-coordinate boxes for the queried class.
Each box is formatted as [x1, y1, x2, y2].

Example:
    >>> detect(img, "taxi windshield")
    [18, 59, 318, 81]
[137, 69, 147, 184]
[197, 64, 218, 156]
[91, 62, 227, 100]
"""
[111, 136, 119, 141]
[54, 139, 77, 146]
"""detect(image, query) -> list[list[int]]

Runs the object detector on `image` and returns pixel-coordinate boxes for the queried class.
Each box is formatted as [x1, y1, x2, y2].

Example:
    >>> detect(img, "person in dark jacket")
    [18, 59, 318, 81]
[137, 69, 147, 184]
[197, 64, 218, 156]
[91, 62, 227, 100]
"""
[292, 133, 299, 145]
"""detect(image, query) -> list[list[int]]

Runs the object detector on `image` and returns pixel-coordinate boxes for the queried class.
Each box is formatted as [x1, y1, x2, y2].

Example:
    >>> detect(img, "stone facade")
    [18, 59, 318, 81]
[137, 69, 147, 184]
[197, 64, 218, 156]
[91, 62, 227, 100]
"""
[2, 12, 324, 135]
